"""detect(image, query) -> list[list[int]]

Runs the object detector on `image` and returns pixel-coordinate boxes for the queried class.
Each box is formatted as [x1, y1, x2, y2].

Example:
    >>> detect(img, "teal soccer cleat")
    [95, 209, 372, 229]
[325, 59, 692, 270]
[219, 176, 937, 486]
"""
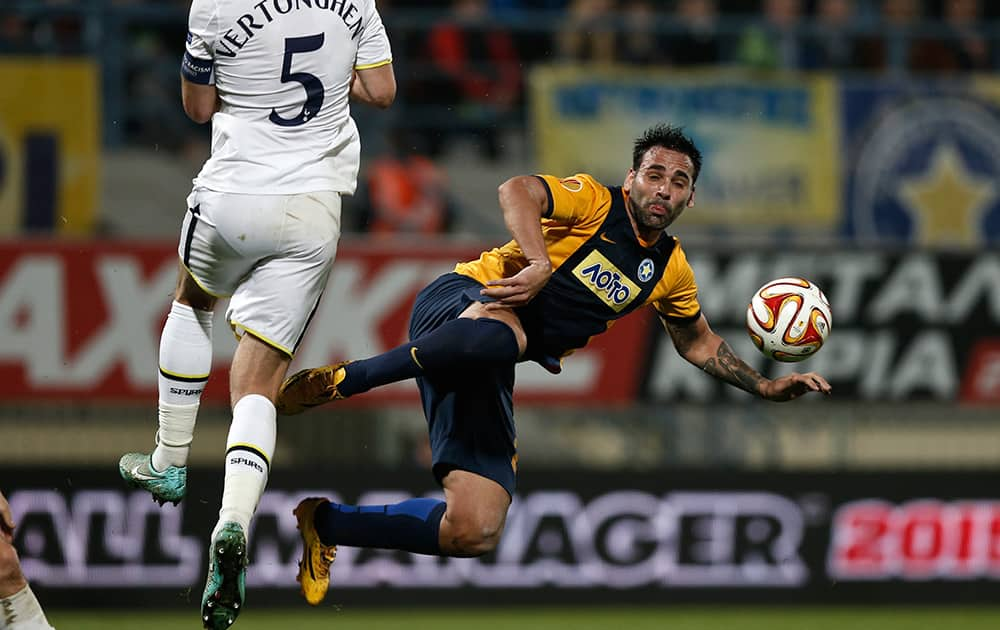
[201, 522, 248, 630]
[118, 452, 186, 506]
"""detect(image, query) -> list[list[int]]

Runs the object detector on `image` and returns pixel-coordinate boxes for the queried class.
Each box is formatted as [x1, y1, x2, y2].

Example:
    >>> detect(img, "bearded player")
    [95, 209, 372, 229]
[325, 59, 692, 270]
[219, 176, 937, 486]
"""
[276, 123, 832, 606]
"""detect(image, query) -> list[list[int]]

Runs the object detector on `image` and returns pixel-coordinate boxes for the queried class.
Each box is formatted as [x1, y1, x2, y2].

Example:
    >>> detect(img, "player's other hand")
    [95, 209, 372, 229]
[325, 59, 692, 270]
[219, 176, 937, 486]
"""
[482, 260, 552, 308]
[0, 490, 15, 544]
[760, 372, 831, 402]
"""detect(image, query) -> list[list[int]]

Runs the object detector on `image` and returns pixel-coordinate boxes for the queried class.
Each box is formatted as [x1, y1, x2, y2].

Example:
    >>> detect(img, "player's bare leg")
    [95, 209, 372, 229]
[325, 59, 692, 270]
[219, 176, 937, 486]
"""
[121, 263, 216, 506]
[202, 334, 289, 630]
[438, 469, 511, 557]
[1, 526, 54, 628]
[292, 469, 509, 605]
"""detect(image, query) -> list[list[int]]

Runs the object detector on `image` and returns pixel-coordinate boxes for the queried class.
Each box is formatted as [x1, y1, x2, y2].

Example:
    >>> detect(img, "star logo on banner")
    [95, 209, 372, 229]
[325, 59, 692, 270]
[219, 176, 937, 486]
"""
[896, 144, 996, 246]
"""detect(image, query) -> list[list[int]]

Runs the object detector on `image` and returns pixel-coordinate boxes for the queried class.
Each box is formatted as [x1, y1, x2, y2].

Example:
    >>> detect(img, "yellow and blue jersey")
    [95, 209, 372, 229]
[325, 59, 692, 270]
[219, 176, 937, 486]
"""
[455, 173, 701, 371]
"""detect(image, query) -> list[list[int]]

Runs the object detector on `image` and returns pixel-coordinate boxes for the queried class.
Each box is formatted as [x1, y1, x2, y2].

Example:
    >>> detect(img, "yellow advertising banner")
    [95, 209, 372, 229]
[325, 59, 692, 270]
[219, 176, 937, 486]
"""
[530, 66, 840, 234]
[0, 59, 99, 235]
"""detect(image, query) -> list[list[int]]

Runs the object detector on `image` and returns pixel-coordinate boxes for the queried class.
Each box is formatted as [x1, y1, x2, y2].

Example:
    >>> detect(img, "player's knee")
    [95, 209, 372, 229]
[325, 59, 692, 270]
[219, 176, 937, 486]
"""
[445, 516, 503, 557]
[450, 525, 501, 557]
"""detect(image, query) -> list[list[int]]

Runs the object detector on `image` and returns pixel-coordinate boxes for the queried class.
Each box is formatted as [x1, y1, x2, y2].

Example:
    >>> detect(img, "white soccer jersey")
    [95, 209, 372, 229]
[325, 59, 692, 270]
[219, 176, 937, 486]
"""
[182, 0, 392, 194]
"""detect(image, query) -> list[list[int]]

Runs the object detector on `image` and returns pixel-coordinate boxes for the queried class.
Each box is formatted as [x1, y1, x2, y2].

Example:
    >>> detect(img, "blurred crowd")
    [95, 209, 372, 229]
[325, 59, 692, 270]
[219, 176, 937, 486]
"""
[3, 0, 998, 236]
[4, 1, 997, 70]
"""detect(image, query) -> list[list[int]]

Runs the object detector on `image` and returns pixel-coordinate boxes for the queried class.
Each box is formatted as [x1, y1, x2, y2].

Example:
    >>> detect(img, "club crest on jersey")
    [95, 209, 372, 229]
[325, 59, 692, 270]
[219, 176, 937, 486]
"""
[638, 258, 655, 282]
[573, 251, 641, 312]
[559, 178, 584, 192]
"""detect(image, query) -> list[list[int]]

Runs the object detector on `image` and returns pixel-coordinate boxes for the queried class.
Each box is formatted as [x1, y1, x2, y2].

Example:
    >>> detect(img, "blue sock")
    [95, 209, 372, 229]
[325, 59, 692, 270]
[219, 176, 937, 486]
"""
[338, 317, 518, 397]
[313, 498, 447, 556]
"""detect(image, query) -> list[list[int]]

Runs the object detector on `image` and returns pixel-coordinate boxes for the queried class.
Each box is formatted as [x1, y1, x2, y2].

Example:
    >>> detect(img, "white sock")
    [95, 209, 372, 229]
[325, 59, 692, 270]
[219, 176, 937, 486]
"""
[152, 300, 213, 471]
[216, 394, 276, 537]
[1, 584, 55, 629]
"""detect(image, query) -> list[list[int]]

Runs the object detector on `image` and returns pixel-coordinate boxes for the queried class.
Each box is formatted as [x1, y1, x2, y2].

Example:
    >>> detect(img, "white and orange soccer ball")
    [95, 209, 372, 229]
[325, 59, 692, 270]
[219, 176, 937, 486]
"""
[746, 277, 832, 362]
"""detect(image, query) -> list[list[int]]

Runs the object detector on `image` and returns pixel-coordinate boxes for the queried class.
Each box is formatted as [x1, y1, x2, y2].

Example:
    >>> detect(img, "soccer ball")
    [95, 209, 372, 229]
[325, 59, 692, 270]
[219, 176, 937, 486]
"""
[746, 277, 832, 362]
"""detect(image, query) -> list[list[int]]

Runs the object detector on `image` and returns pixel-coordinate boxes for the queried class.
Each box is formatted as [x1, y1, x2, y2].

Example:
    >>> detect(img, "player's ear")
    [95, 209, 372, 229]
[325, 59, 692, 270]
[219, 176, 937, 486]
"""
[687, 185, 696, 208]
[624, 168, 635, 192]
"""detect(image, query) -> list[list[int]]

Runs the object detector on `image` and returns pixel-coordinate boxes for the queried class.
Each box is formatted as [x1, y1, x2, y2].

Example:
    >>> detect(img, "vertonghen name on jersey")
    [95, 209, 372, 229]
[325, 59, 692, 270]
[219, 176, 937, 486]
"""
[216, 0, 366, 58]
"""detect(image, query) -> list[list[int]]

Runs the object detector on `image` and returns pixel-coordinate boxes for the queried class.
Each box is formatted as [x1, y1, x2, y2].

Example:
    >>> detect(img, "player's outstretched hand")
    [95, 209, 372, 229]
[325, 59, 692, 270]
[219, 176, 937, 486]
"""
[482, 261, 552, 308]
[760, 372, 831, 402]
[0, 490, 15, 544]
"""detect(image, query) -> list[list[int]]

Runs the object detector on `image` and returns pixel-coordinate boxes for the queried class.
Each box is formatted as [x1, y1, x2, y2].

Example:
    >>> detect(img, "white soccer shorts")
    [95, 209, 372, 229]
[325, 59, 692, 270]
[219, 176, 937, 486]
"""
[178, 189, 342, 356]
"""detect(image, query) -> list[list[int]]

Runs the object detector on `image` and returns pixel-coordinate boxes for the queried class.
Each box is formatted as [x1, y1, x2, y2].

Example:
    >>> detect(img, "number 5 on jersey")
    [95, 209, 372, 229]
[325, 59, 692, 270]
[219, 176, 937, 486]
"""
[270, 34, 325, 127]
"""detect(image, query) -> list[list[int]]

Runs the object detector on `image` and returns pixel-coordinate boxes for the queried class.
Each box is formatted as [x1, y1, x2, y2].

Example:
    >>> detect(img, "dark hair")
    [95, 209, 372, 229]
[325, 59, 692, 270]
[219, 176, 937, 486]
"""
[632, 124, 702, 183]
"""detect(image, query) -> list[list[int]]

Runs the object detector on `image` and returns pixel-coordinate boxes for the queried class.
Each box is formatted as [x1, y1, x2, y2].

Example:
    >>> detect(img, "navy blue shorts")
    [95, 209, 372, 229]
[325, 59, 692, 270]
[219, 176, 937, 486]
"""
[408, 273, 518, 497]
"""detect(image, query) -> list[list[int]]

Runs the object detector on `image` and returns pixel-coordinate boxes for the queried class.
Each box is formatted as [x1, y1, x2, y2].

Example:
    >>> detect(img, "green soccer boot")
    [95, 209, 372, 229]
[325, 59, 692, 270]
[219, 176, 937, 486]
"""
[201, 521, 248, 629]
[118, 452, 186, 506]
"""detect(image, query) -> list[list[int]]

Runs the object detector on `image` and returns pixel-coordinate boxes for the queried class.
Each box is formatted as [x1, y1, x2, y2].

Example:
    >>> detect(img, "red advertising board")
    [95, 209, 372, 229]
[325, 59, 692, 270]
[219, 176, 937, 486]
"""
[0, 239, 654, 404]
[4, 241, 997, 405]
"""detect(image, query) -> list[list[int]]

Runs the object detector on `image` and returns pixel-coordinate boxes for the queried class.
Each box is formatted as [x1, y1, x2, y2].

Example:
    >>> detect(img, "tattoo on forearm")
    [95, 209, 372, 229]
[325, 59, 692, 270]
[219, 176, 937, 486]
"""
[702, 341, 764, 395]
[667, 321, 700, 355]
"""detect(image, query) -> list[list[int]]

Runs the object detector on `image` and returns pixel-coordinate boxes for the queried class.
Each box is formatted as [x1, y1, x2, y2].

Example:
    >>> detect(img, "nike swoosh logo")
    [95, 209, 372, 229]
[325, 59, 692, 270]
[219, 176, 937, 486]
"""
[410, 346, 425, 370]
[306, 548, 316, 580]
[599, 232, 616, 244]
[130, 464, 160, 482]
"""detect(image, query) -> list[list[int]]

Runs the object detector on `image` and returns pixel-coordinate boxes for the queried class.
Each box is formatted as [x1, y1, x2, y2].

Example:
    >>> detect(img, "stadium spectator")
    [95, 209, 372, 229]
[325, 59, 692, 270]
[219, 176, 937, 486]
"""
[116, 0, 395, 627]
[416, 0, 522, 160]
[125, 18, 203, 154]
[0, 0, 88, 55]
[802, 0, 862, 70]
[276, 124, 832, 606]
[667, 0, 723, 67]
[359, 128, 456, 237]
[855, 0, 935, 73]
[479, 0, 565, 64]
[616, 0, 659, 65]
[920, 0, 991, 71]
[555, 0, 616, 64]
[0, 490, 54, 630]
[735, 0, 805, 70]
[0, 14, 31, 53]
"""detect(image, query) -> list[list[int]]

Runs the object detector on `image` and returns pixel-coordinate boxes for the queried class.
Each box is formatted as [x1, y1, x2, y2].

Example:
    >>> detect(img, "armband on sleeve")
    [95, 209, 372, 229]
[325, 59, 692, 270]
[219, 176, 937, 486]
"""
[181, 50, 214, 85]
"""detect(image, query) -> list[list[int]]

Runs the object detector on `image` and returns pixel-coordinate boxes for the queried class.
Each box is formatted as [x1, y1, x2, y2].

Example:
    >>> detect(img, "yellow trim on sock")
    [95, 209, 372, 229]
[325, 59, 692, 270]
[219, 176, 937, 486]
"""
[159, 366, 210, 380]
[228, 442, 271, 467]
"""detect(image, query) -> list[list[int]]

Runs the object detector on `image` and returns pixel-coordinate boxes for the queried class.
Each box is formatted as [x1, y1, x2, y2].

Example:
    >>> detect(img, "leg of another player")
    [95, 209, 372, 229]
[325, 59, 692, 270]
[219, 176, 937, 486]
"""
[335, 302, 525, 398]
[1, 493, 54, 629]
[311, 469, 509, 557]
[216, 333, 289, 538]
[155, 266, 216, 471]
[202, 333, 288, 629]
[120, 264, 215, 505]
[437, 469, 510, 556]
[0, 548, 54, 630]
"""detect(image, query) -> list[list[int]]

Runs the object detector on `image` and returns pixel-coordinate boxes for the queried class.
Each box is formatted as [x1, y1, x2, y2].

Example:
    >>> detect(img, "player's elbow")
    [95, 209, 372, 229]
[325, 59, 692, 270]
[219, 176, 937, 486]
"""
[370, 93, 395, 110]
[496, 175, 527, 200]
[367, 83, 396, 109]
[677, 341, 712, 369]
[184, 102, 214, 124]
[498, 175, 546, 213]
[181, 82, 218, 124]
[356, 66, 397, 109]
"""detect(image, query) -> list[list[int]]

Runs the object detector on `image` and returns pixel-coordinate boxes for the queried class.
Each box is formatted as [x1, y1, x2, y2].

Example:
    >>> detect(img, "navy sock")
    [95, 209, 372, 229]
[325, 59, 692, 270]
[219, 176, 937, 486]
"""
[338, 317, 518, 397]
[313, 498, 447, 556]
